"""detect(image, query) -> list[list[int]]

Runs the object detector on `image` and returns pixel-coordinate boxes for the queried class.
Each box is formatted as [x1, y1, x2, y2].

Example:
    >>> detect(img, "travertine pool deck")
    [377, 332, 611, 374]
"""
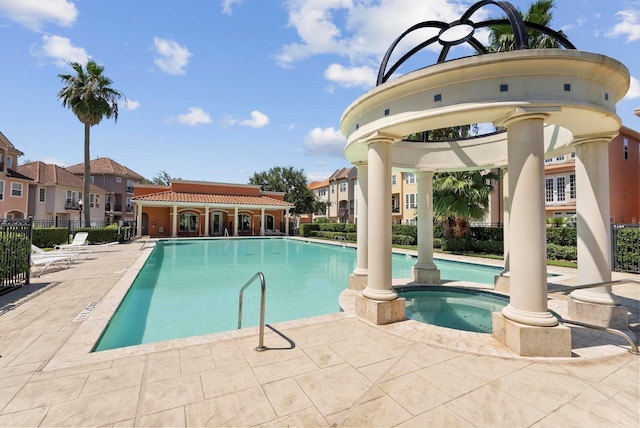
[0, 238, 638, 427]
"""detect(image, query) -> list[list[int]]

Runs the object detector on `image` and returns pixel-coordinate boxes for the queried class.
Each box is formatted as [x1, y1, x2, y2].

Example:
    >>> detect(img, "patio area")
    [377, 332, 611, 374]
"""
[0, 239, 638, 427]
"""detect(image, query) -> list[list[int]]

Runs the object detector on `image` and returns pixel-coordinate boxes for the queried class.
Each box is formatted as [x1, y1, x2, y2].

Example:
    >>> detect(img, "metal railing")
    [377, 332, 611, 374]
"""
[549, 278, 639, 355]
[612, 223, 640, 273]
[0, 219, 32, 289]
[238, 272, 267, 351]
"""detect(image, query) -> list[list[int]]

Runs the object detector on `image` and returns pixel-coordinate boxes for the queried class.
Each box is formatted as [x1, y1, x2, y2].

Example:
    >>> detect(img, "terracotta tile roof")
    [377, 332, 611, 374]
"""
[18, 161, 106, 192]
[133, 191, 295, 207]
[66, 157, 145, 180]
[6, 168, 32, 181]
[308, 179, 329, 190]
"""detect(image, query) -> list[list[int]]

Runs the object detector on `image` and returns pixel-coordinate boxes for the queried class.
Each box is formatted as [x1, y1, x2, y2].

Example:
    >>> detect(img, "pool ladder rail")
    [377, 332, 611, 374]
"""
[549, 278, 640, 355]
[238, 272, 267, 351]
[237, 272, 297, 352]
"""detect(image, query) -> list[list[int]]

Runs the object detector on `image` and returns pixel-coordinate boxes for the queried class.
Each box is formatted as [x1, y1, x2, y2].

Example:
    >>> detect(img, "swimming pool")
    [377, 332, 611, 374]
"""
[94, 238, 503, 351]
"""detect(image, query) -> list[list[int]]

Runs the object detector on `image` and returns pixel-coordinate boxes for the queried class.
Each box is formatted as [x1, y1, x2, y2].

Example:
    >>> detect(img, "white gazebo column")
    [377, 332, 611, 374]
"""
[355, 134, 405, 325]
[413, 170, 440, 284]
[136, 203, 143, 237]
[171, 205, 178, 237]
[492, 111, 570, 357]
[204, 206, 210, 237]
[495, 167, 510, 293]
[569, 136, 627, 329]
[234, 206, 239, 236]
[349, 162, 368, 290]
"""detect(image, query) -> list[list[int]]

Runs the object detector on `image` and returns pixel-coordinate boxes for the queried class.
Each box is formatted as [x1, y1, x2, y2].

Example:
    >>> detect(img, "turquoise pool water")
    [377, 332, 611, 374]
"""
[94, 239, 503, 351]
[398, 286, 509, 333]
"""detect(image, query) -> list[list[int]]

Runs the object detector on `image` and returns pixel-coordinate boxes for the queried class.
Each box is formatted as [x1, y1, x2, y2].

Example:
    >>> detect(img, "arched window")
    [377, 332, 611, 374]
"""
[238, 214, 251, 232]
[179, 212, 198, 232]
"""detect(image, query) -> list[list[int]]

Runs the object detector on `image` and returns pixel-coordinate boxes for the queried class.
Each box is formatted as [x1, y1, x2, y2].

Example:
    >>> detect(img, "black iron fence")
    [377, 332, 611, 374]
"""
[0, 219, 32, 289]
[612, 223, 640, 274]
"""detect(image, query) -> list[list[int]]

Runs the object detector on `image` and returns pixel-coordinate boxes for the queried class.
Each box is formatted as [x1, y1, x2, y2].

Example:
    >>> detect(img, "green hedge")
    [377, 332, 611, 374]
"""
[0, 233, 30, 279]
[546, 227, 577, 246]
[73, 225, 132, 243]
[32, 227, 69, 247]
[303, 222, 578, 261]
[613, 227, 639, 271]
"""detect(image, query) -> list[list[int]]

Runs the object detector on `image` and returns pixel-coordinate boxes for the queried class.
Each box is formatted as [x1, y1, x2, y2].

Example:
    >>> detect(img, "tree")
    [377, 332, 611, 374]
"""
[488, 0, 566, 51]
[432, 170, 499, 238]
[151, 170, 173, 185]
[248, 166, 328, 215]
[57, 60, 123, 226]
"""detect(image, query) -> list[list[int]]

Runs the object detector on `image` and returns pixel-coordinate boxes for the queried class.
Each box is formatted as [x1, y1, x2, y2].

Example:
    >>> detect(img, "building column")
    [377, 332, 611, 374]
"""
[495, 167, 510, 293]
[491, 110, 570, 357]
[171, 205, 178, 237]
[204, 206, 210, 237]
[260, 207, 265, 235]
[234, 206, 239, 236]
[285, 211, 290, 235]
[569, 136, 627, 328]
[136, 203, 143, 237]
[413, 170, 440, 284]
[349, 162, 368, 290]
[355, 133, 405, 325]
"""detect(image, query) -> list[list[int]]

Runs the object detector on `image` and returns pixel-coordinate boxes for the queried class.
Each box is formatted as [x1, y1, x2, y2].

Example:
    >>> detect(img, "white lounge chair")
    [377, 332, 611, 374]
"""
[31, 255, 73, 277]
[55, 232, 92, 252]
[31, 244, 79, 261]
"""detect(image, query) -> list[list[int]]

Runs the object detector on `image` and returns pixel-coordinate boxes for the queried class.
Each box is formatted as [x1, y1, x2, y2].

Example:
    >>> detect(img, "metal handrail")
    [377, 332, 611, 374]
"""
[238, 272, 267, 352]
[549, 278, 640, 294]
[557, 317, 639, 355]
[548, 278, 639, 355]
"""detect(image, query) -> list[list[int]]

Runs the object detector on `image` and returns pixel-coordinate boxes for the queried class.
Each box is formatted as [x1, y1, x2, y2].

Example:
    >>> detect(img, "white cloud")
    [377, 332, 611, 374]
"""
[276, 0, 473, 68]
[625, 76, 640, 100]
[303, 127, 346, 158]
[324, 63, 376, 88]
[125, 99, 140, 110]
[0, 0, 77, 31]
[225, 111, 270, 128]
[607, 9, 640, 42]
[153, 37, 192, 75]
[306, 170, 332, 182]
[177, 107, 212, 125]
[221, 0, 242, 15]
[34, 34, 89, 67]
[39, 156, 67, 167]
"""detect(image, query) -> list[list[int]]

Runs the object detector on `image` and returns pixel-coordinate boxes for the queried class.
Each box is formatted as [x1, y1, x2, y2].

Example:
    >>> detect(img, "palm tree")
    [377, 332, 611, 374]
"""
[58, 60, 123, 226]
[432, 170, 499, 238]
[488, 0, 567, 51]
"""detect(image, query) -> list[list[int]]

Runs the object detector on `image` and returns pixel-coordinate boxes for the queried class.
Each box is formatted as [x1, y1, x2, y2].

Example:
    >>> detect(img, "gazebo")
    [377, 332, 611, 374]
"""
[340, 0, 631, 356]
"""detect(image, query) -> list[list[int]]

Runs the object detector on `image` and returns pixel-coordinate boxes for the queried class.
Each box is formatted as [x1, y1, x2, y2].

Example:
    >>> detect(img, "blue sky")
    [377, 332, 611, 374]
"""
[0, 0, 638, 183]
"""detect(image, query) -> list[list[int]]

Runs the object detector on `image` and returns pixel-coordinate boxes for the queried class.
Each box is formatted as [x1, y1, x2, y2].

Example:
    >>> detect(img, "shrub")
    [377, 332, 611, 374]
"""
[470, 226, 503, 241]
[440, 238, 471, 252]
[546, 227, 577, 247]
[392, 234, 414, 246]
[32, 227, 69, 247]
[0, 232, 30, 279]
[613, 227, 639, 271]
[472, 239, 504, 255]
[547, 243, 577, 261]
[392, 225, 417, 241]
[299, 224, 320, 237]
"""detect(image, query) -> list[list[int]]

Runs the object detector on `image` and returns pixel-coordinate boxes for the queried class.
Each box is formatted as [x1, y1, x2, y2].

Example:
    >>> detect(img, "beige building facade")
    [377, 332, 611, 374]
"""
[0, 132, 31, 219]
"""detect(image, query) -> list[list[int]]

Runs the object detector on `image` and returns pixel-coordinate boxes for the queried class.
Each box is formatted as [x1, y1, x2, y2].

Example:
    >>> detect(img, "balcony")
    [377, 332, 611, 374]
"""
[392, 207, 400, 213]
[114, 205, 123, 212]
[105, 203, 111, 211]
[126, 186, 134, 193]
[65, 201, 80, 210]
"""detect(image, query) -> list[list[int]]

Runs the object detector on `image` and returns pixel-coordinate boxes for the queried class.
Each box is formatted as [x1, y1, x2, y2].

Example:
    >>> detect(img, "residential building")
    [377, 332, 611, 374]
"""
[133, 180, 294, 238]
[327, 167, 357, 223]
[66, 157, 145, 224]
[487, 125, 639, 225]
[0, 132, 31, 219]
[308, 179, 329, 220]
[18, 161, 107, 226]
